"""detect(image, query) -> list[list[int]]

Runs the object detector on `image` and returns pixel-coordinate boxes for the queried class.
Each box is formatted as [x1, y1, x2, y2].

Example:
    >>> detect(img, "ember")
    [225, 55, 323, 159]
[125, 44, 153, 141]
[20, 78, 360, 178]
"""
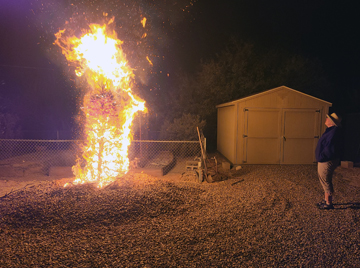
[55, 20, 146, 188]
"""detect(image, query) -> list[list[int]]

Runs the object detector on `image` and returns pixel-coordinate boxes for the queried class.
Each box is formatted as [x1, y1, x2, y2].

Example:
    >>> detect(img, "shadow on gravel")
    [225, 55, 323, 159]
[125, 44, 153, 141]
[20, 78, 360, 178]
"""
[231, 179, 244, 186]
[335, 203, 360, 210]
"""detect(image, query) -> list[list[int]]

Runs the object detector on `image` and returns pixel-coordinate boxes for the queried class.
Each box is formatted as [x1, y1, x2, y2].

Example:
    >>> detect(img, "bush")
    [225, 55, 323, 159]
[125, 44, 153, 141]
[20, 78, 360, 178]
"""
[0, 112, 21, 139]
[159, 113, 206, 141]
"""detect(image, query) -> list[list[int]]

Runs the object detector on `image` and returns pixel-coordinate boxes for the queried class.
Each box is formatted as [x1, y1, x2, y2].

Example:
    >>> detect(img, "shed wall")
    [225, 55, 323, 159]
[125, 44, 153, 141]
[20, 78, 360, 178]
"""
[217, 86, 331, 165]
[217, 105, 236, 163]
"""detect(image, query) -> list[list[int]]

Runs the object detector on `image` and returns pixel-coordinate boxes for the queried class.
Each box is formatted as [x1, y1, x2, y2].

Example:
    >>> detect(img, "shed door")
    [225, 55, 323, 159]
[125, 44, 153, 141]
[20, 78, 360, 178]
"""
[243, 108, 320, 164]
[243, 108, 281, 164]
[281, 109, 321, 164]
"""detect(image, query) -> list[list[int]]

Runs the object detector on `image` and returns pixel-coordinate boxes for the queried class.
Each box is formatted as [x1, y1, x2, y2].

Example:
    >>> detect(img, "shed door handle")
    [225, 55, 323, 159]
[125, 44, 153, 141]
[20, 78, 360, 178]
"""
[283, 136, 286, 141]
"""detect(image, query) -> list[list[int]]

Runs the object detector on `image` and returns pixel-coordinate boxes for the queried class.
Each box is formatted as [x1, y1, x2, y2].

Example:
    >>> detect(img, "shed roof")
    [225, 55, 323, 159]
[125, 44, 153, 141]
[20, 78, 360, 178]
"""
[216, 85, 332, 108]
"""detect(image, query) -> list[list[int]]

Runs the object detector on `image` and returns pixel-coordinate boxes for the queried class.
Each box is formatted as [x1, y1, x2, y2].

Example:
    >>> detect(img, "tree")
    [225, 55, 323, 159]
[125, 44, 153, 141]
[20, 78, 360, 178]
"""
[163, 38, 330, 149]
[0, 97, 21, 139]
[159, 113, 206, 141]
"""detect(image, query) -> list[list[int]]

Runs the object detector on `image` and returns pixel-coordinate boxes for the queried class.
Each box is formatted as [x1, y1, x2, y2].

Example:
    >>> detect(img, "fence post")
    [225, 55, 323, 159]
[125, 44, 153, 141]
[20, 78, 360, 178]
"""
[57, 130, 60, 151]
[139, 116, 142, 158]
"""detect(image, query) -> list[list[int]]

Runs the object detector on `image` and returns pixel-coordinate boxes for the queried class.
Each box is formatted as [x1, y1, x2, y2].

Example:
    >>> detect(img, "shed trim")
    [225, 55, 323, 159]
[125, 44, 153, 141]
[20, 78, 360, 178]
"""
[216, 86, 332, 108]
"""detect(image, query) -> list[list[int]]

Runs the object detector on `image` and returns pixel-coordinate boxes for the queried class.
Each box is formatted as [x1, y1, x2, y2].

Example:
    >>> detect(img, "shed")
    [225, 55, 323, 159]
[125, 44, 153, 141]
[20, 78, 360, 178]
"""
[216, 86, 332, 164]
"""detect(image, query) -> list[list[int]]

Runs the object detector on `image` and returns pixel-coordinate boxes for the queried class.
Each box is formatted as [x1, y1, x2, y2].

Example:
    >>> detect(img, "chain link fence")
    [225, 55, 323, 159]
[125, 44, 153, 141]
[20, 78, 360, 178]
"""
[129, 140, 204, 174]
[0, 139, 205, 176]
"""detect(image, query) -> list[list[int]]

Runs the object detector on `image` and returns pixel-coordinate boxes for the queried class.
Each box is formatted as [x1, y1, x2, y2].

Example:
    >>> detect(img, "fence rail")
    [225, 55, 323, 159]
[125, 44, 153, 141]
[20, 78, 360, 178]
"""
[0, 139, 205, 176]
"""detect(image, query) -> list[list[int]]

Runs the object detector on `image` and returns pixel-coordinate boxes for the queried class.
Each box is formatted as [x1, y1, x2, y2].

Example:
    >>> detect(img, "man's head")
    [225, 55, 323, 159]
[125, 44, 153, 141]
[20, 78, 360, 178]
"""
[325, 113, 342, 127]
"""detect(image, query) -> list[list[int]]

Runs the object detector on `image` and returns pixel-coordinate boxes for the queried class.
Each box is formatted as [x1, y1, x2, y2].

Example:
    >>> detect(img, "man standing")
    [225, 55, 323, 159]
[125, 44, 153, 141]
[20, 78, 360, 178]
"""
[315, 113, 343, 210]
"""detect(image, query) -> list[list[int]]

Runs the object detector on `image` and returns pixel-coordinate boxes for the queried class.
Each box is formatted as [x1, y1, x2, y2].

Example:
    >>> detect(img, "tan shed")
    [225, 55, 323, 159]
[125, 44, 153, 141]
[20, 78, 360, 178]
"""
[216, 86, 332, 164]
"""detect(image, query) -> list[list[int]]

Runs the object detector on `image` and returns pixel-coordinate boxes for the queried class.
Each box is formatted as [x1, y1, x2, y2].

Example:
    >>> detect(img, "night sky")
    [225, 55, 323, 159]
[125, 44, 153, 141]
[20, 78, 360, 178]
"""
[0, 0, 359, 138]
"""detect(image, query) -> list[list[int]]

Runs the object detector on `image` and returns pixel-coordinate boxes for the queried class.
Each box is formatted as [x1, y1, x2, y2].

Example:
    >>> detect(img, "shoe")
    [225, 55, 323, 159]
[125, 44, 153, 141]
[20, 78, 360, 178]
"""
[318, 203, 334, 210]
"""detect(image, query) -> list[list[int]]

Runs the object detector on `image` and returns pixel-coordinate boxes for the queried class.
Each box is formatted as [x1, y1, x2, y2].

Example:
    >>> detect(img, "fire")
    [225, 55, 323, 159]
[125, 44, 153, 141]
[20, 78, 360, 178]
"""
[141, 17, 147, 28]
[55, 22, 146, 187]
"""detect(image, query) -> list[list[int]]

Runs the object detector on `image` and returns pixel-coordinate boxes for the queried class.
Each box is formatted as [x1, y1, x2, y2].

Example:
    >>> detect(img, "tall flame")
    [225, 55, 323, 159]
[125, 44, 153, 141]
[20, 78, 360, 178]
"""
[55, 23, 146, 187]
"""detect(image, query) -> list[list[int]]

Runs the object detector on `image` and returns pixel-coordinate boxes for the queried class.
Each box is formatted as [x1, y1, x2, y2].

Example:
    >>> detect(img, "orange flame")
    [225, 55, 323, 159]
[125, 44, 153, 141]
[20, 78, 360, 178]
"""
[55, 23, 146, 187]
[141, 17, 147, 28]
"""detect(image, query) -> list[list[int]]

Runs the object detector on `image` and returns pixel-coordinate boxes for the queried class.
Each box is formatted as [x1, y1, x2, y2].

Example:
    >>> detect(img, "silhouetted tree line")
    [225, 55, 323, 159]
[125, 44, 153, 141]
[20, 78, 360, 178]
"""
[155, 38, 334, 148]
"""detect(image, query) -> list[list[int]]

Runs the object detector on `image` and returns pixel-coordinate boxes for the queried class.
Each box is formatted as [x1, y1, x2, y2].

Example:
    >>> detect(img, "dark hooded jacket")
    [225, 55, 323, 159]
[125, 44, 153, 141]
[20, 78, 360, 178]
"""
[315, 126, 343, 162]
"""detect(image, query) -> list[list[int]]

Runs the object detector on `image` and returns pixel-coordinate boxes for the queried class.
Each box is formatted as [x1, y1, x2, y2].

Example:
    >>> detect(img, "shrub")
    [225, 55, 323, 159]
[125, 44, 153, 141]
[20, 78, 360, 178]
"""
[159, 113, 206, 141]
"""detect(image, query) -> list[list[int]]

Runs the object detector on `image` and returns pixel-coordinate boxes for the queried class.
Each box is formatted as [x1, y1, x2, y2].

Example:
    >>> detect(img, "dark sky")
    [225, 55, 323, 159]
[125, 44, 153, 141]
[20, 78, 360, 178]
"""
[181, 1, 360, 87]
[0, 0, 359, 136]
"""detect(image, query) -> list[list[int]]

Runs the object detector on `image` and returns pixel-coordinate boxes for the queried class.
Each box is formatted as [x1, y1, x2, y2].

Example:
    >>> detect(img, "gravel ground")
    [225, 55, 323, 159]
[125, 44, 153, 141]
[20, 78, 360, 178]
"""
[1, 164, 360, 267]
